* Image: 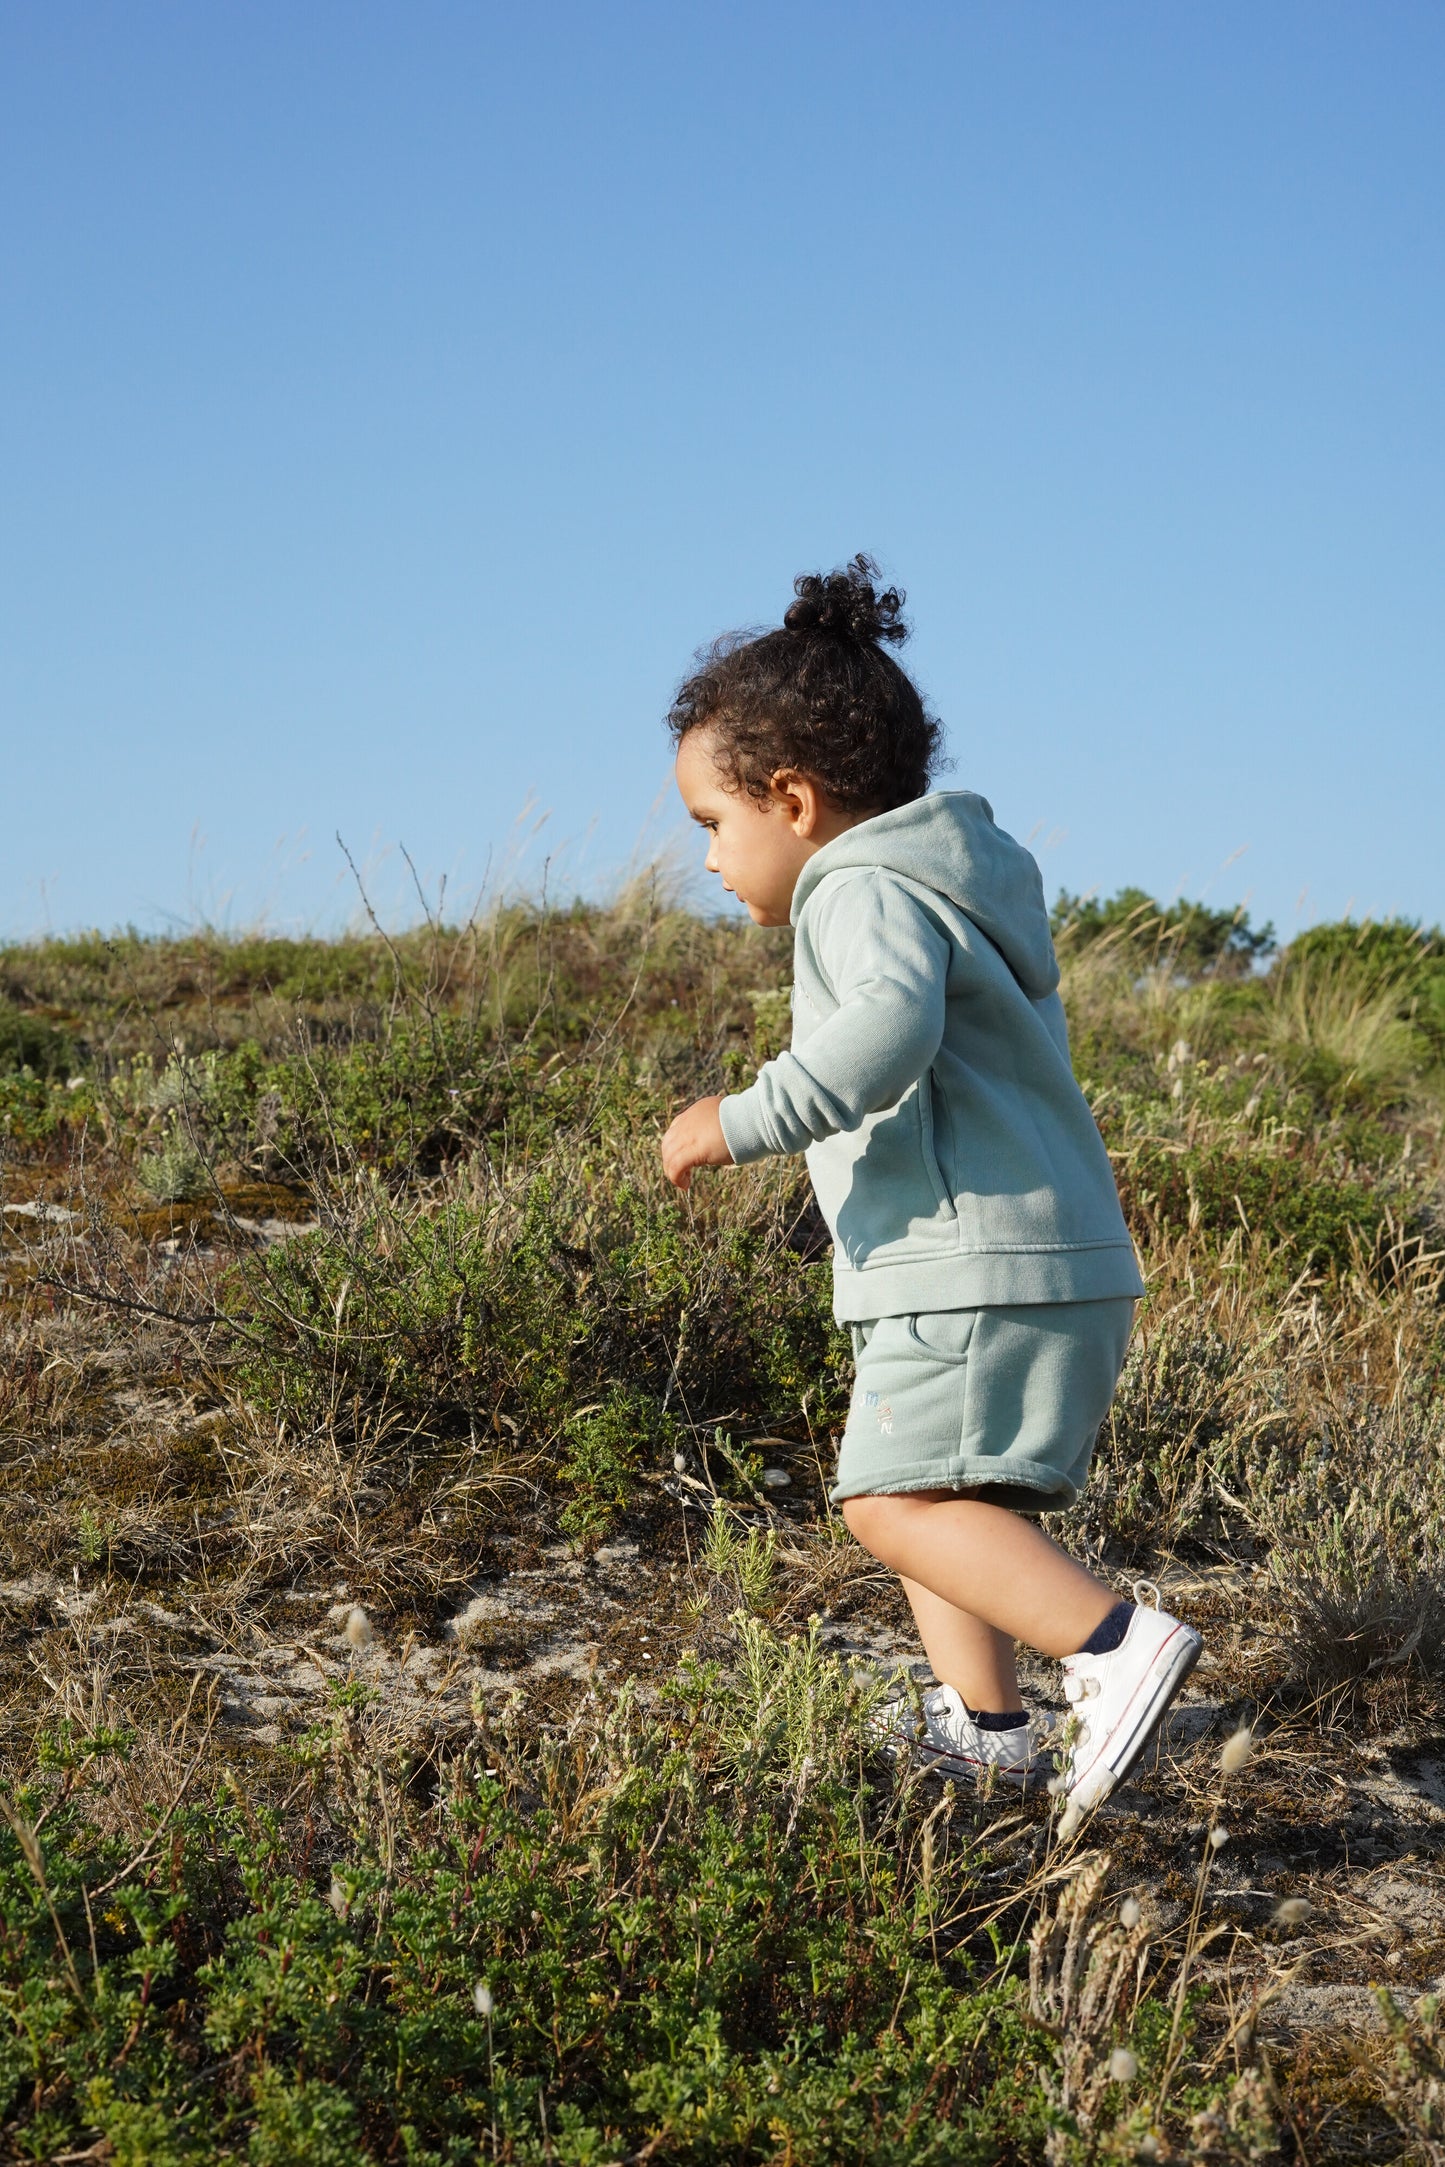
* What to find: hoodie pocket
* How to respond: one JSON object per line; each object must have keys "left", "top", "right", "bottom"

{"left": 918, "top": 1075, "right": 957, "bottom": 1221}
{"left": 821, "top": 1082, "right": 961, "bottom": 1265}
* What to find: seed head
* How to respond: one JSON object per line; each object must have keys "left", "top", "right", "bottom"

{"left": 1056, "top": 1803, "right": 1083, "bottom": 1844}
{"left": 473, "top": 1980, "right": 494, "bottom": 2018}
{"left": 1108, "top": 2048, "right": 1138, "bottom": 2084}
{"left": 1138, "top": 2136, "right": 1161, "bottom": 2160}
{"left": 1119, "top": 1896, "right": 1142, "bottom": 1930}
{"left": 1209, "top": 1824, "right": 1228, "bottom": 1850}
{"left": 345, "top": 1606, "right": 374, "bottom": 1652}
{"left": 1219, "top": 1726, "right": 1254, "bottom": 1776}
{"left": 328, "top": 1873, "right": 349, "bottom": 1918}
{"left": 673, "top": 1452, "right": 687, "bottom": 1472}
{"left": 1046, "top": 1773, "right": 1067, "bottom": 1797}
{"left": 1273, "top": 1896, "right": 1314, "bottom": 1928}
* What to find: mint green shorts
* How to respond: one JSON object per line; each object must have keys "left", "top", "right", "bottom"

{"left": 832, "top": 1299, "right": 1136, "bottom": 1514}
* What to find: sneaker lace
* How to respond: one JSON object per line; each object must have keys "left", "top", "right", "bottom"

{"left": 1060, "top": 1652, "right": 1104, "bottom": 1746}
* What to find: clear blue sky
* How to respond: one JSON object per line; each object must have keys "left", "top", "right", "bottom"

{"left": 3, "top": 3, "right": 1442, "bottom": 942}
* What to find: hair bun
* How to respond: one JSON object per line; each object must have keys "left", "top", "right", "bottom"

{"left": 783, "top": 553, "right": 908, "bottom": 647}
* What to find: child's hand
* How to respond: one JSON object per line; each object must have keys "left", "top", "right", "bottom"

{"left": 661, "top": 1095, "right": 734, "bottom": 1191}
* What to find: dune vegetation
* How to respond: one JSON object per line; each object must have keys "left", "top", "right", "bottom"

{"left": 0, "top": 883, "right": 1443, "bottom": 2163}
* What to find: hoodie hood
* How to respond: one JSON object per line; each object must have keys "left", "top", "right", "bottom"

{"left": 793, "top": 791, "right": 1060, "bottom": 1000}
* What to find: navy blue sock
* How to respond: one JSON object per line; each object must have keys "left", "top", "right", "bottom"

{"left": 1078, "top": 1600, "right": 1134, "bottom": 1656}
{"left": 964, "top": 1705, "right": 1028, "bottom": 1731}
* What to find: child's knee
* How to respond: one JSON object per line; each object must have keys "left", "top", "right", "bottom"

{"left": 842, "top": 1490, "right": 921, "bottom": 1553}
{"left": 840, "top": 1493, "right": 877, "bottom": 1544}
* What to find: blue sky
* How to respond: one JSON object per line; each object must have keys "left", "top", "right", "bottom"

{"left": 3, "top": 2, "right": 1442, "bottom": 942}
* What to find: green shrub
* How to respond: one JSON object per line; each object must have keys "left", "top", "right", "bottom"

{"left": 136, "top": 1123, "right": 210, "bottom": 1204}
{"left": 1066, "top": 1317, "right": 1255, "bottom": 1562}
{"left": 227, "top": 1155, "right": 851, "bottom": 1483}
{"left": 227, "top": 1188, "right": 577, "bottom": 1441}
{"left": 1053, "top": 886, "right": 1275, "bottom": 977}
{"left": 1244, "top": 1412, "right": 1445, "bottom": 1723}
{"left": 1280, "top": 930, "right": 1445, "bottom": 1085}
{"left": 0, "top": 1626, "right": 1085, "bottom": 2164}
{"left": 1116, "top": 1128, "right": 1392, "bottom": 1276}
{"left": 1284, "top": 915, "right": 1442, "bottom": 980}
{"left": 0, "top": 995, "right": 75, "bottom": 1079}
{"left": 559, "top": 1384, "right": 679, "bottom": 1545}
{"left": 0, "top": 1067, "right": 63, "bottom": 1142}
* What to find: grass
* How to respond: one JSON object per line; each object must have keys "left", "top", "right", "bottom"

{"left": 0, "top": 884, "right": 1443, "bottom": 2161}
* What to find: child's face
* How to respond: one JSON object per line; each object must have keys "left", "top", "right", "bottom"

{"left": 674, "top": 729, "right": 821, "bottom": 927}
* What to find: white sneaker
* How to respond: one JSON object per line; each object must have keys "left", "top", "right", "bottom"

{"left": 872, "top": 1682, "right": 1042, "bottom": 1788}
{"left": 1060, "top": 1588, "right": 1202, "bottom": 1812}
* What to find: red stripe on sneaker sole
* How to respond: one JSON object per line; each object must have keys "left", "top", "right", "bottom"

{"left": 915, "top": 1742, "right": 1034, "bottom": 1786}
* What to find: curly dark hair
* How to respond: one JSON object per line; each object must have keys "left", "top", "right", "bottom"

{"left": 666, "top": 554, "right": 945, "bottom": 813}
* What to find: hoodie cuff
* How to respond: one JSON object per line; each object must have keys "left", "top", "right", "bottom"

{"left": 718, "top": 1088, "right": 775, "bottom": 1165}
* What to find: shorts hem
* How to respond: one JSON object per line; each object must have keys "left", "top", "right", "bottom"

{"left": 829, "top": 1458, "right": 1079, "bottom": 1512}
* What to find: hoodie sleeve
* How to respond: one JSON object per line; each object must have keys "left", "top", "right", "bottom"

{"left": 719, "top": 871, "right": 949, "bottom": 1164}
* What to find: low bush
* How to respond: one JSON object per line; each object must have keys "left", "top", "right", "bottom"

{"left": 225, "top": 1158, "right": 851, "bottom": 1490}
{"left": 1065, "top": 1316, "right": 1255, "bottom": 1563}
{"left": 1246, "top": 1416, "right": 1445, "bottom": 1723}
{"left": 1115, "top": 1126, "right": 1394, "bottom": 1278}
{"left": 0, "top": 996, "right": 75, "bottom": 1080}
{"left": 558, "top": 1383, "right": 680, "bottom": 1543}
{"left": 0, "top": 1627, "right": 1082, "bottom": 2165}
{"left": 1052, "top": 887, "right": 1276, "bottom": 977}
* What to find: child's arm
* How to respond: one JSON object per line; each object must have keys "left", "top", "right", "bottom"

{"left": 660, "top": 874, "right": 949, "bottom": 1188}
{"left": 720, "top": 874, "right": 949, "bottom": 1162}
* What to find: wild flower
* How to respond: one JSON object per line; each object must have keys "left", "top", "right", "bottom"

{"left": 1209, "top": 1825, "right": 1229, "bottom": 1849}
{"left": 1108, "top": 2047, "right": 1138, "bottom": 2083}
{"left": 1219, "top": 1725, "right": 1254, "bottom": 1775}
{"left": 473, "top": 1980, "right": 495, "bottom": 2018}
{"left": 1119, "top": 1896, "right": 1142, "bottom": 1929}
{"left": 346, "top": 1606, "right": 374, "bottom": 1652}
{"left": 1273, "top": 1895, "right": 1314, "bottom": 1927}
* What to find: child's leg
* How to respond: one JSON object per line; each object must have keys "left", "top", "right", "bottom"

{"left": 900, "top": 1576, "right": 1022, "bottom": 1714}
{"left": 845, "top": 1490, "right": 1116, "bottom": 1661}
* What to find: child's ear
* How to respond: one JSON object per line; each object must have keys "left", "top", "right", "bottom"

{"left": 769, "top": 768, "right": 824, "bottom": 836}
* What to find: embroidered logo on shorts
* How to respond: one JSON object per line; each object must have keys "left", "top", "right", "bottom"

{"left": 864, "top": 1389, "right": 894, "bottom": 1435}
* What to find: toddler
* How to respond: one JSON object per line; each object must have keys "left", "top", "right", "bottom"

{"left": 660, "top": 556, "right": 1200, "bottom": 1813}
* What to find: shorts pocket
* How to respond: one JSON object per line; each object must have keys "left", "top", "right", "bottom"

{"left": 905, "top": 1310, "right": 978, "bottom": 1363}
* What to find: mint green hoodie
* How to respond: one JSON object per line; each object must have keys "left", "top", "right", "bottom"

{"left": 717, "top": 792, "right": 1144, "bottom": 1321}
